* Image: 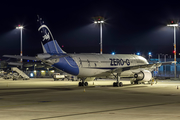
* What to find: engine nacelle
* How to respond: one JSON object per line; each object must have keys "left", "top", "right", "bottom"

{"left": 134, "top": 70, "right": 152, "bottom": 82}
{"left": 37, "top": 53, "right": 51, "bottom": 59}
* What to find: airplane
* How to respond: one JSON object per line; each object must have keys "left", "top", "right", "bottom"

{"left": 3, "top": 16, "right": 175, "bottom": 87}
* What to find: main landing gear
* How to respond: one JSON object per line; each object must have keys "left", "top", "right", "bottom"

{"left": 79, "top": 81, "right": 88, "bottom": 86}
{"left": 113, "top": 82, "right": 123, "bottom": 87}
{"left": 113, "top": 73, "right": 123, "bottom": 87}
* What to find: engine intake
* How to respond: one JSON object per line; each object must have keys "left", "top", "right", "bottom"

{"left": 134, "top": 70, "right": 152, "bottom": 82}
{"left": 37, "top": 53, "right": 51, "bottom": 59}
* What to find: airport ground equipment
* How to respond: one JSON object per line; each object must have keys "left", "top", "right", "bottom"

{"left": 3, "top": 74, "right": 13, "bottom": 79}
{"left": 11, "top": 67, "right": 29, "bottom": 80}
{"left": 53, "top": 73, "right": 65, "bottom": 81}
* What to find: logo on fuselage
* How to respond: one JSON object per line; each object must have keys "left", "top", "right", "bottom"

{"left": 110, "top": 58, "right": 130, "bottom": 66}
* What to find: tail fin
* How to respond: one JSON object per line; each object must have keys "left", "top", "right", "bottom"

{"left": 37, "top": 15, "right": 65, "bottom": 54}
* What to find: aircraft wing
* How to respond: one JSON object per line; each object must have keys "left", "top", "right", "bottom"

{"left": 113, "top": 61, "right": 176, "bottom": 73}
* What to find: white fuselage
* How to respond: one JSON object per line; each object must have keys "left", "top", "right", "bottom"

{"left": 67, "top": 53, "right": 149, "bottom": 77}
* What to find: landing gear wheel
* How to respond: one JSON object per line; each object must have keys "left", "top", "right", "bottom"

{"left": 84, "top": 82, "right": 88, "bottom": 86}
{"left": 79, "top": 82, "right": 88, "bottom": 86}
{"left": 113, "top": 82, "right": 117, "bottom": 87}
{"left": 119, "top": 82, "right": 123, "bottom": 87}
{"left": 113, "top": 82, "right": 118, "bottom": 87}
{"left": 79, "top": 82, "right": 82, "bottom": 86}
{"left": 113, "top": 82, "right": 123, "bottom": 87}
{"left": 134, "top": 81, "right": 138, "bottom": 84}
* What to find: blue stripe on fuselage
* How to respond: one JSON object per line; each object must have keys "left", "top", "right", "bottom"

{"left": 53, "top": 56, "right": 79, "bottom": 75}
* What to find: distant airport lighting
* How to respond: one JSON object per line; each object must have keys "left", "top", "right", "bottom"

{"left": 148, "top": 52, "right": 152, "bottom": 56}
{"left": 112, "top": 52, "right": 115, "bottom": 55}
{"left": 16, "top": 26, "right": 23, "bottom": 29}
{"left": 30, "top": 73, "right": 34, "bottom": 77}
{"left": 167, "top": 24, "right": 178, "bottom": 27}
{"left": 94, "top": 21, "right": 104, "bottom": 24}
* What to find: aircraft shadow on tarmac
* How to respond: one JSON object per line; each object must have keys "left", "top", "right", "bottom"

{"left": 0, "top": 84, "right": 149, "bottom": 97}
{"left": 96, "top": 84, "right": 149, "bottom": 88}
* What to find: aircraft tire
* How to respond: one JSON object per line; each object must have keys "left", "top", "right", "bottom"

{"left": 113, "top": 82, "right": 118, "bottom": 87}
{"left": 84, "top": 82, "right": 88, "bottom": 86}
{"left": 79, "top": 82, "right": 85, "bottom": 86}
{"left": 78, "top": 82, "right": 82, "bottom": 86}
{"left": 119, "top": 82, "right": 123, "bottom": 87}
{"left": 113, "top": 82, "right": 115, "bottom": 87}
{"left": 134, "top": 81, "right": 138, "bottom": 84}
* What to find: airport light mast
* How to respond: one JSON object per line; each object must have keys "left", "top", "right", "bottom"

{"left": 94, "top": 16, "right": 104, "bottom": 54}
{"left": 167, "top": 21, "right": 178, "bottom": 79}
{"left": 16, "top": 25, "right": 23, "bottom": 68}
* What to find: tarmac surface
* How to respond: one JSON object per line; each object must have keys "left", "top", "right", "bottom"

{"left": 0, "top": 78, "right": 180, "bottom": 120}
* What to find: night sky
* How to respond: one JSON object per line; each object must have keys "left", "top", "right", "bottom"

{"left": 0, "top": 1, "right": 180, "bottom": 59}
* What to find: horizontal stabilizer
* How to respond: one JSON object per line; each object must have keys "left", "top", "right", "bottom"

{"left": 3, "top": 54, "right": 69, "bottom": 61}
{"left": 8, "top": 62, "right": 23, "bottom": 66}
{"left": 3, "top": 55, "right": 39, "bottom": 61}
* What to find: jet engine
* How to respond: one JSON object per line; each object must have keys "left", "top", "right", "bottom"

{"left": 37, "top": 53, "right": 51, "bottom": 59}
{"left": 134, "top": 70, "right": 152, "bottom": 82}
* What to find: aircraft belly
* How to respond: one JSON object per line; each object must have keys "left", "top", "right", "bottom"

{"left": 121, "top": 71, "right": 134, "bottom": 77}
{"left": 78, "top": 68, "right": 109, "bottom": 77}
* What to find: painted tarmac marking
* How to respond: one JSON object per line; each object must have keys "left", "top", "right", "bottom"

{"left": 32, "top": 101, "right": 180, "bottom": 120}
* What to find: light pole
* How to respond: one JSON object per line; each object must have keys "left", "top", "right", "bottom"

{"left": 167, "top": 22, "right": 178, "bottom": 79}
{"left": 158, "top": 54, "right": 161, "bottom": 62}
{"left": 94, "top": 17, "right": 104, "bottom": 54}
{"left": 164, "top": 54, "right": 168, "bottom": 76}
{"left": 16, "top": 25, "right": 23, "bottom": 65}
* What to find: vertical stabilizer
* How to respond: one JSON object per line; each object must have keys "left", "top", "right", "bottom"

{"left": 41, "top": 42, "right": 47, "bottom": 53}
{"left": 37, "top": 15, "right": 65, "bottom": 54}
